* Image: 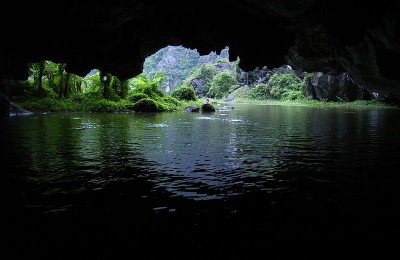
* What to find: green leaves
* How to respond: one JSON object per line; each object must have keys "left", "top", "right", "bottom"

{"left": 245, "top": 72, "right": 306, "bottom": 101}
{"left": 207, "top": 71, "right": 237, "bottom": 99}
{"left": 170, "top": 86, "right": 197, "bottom": 101}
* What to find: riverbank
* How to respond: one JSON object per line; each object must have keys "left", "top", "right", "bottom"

{"left": 229, "top": 98, "right": 400, "bottom": 110}
{"left": 11, "top": 96, "right": 399, "bottom": 116}
{"left": 14, "top": 97, "right": 203, "bottom": 114}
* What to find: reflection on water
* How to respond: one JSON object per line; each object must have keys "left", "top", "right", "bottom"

{"left": 2, "top": 104, "right": 400, "bottom": 257}
{"left": 1, "top": 104, "right": 400, "bottom": 204}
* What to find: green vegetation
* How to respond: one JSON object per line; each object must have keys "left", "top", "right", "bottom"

{"left": 246, "top": 72, "right": 305, "bottom": 100}
{"left": 182, "top": 63, "right": 217, "bottom": 96}
{"left": 232, "top": 98, "right": 399, "bottom": 109}
{"left": 131, "top": 98, "right": 159, "bottom": 112}
{"left": 142, "top": 45, "right": 237, "bottom": 99}
{"left": 170, "top": 86, "right": 197, "bottom": 101}
{"left": 143, "top": 46, "right": 200, "bottom": 92}
{"left": 231, "top": 85, "right": 250, "bottom": 98}
{"left": 14, "top": 62, "right": 200, "bottom": 113}
{"left": 6, "top": 46, "right": 396, "bottom": 114}
{"left": 207, "top": 71, "right": 237, "bottom": 99}
{"left": 142, "top": 45, "right": 230, "bottom": 92}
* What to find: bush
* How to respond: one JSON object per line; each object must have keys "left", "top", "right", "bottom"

{"left": 230, "top": 86, "right": 250, "bottom": 99}
{"left": 170, "top": 86, "right": 197, "bottom": 101}
{"left": 183, "top": 63, "right": 217, "bottom": 96}
{"left": 132, "top": 98, "right": 160, "bottom": 112}
{"left": 85, "top": 99, "right": 117, "bottom": 112}
{"left": 70, "top": 92, "right": 102, "bottom": 103}
{"left": 207, "top": 71, "right": 237, "bottom": 99}
{"left": 142, "top": 85, "right": 164, "bottom": 98}
{"left": 17, "top": 98, "right": 75, "bottom": 112}
{"left": 247, "top": 83, "right": 272, "bottom": 100}
{"left": 152, "top": 96, "right": 182, "bottom": 111}
{"left": 268, "top": 73, "right": 305, "bottom": 100}
{"left": 160, "top": 96, "right": 181, "bottom": 106}
{"left": 128, "top": 93, "right": 149, "bottom": 103}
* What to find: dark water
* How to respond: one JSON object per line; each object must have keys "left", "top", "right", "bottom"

{"left": 1, "top": 104, "right": 400, "bottom": 258}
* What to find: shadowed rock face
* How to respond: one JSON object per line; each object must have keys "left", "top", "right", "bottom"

{"left": 1, "top": 0, "right": 399, "bottom": 98}
{"left": 304, "top": 72, "right": 373, "bottom": 101}
{"left": 0, "top": 93, "right": 10, "bottom": 119}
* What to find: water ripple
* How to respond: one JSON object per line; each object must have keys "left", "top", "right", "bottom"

{"left": 2, "top": 105, "right": 399, "bottom": 212}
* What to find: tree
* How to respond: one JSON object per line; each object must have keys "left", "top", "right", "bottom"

{"left": 207, "top": 71, "right": 237, "bottom": 99}
{"left": 184, "top": 63, "right": 217, "bottom": 96}
{"left": 129, "top": 72, "right": 166, "bottom": 98}
{"left": 268, "top": 73, "right": 305, "bottom": 100}
{"left": 170, "top": 86, "right": 197, "bottom": 101}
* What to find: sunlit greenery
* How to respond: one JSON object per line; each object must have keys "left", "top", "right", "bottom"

{"left": 182, "top": 63, "right": 217, "bottom": 96}
{"left": 15, "top": 62, "right": 200, "bottom": 113}
{"left": 232, "top": 98, "right": 399, "bottom": 109}
{"left": 7, "top": 44, "right": 397, "bottom": 114}
{"left": 207, "top": 71, "right": 237, "bottom": 99}
{"left": 24, "top": 60, "right": 83, "bottom": 99}
{"left": 170, "top": 86, "right": 197, "bottom": 101}
{"left": 245, "top": 72, "right": 305, "bottom": 100}
{"left": 143, "top": 46, "right": 230, "bottom": 92}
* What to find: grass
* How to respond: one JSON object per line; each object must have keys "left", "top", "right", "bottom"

{"left": 231, "top": 98, "right": 400, "bottom": 109}
{"left": 16, "top": 96, "right": 204, "bottom": 113}
{"left": 16, "top": 96, "right": 398, "bottom": 114}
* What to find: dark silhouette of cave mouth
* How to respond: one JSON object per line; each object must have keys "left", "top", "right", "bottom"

{"left": 1, "top": 0, "right": 399, "bottom": 98}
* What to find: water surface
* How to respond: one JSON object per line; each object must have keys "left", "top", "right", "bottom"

{"left": 1, "top": 104, "right": 400, "bottom": 257}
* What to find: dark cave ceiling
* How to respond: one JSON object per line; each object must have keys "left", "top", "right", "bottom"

{"left": 1, "top": 0, "right": 399, "bottom": 98}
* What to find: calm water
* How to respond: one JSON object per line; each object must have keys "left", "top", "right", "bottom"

{"left": 1, "top": 103, "right": 400, "bottom": 258}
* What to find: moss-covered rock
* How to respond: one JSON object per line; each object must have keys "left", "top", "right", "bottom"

{"left": 170, "top": 86, "right": 197, "bottom": 101}
{"left": 128, "top": 93, "right": 149, "bottom": 103}
{"left": 132, "top": 98, "right": 160, "bottom": 112}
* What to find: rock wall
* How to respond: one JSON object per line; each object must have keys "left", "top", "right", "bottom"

{"left": 0, "top": 92, "right": 10, "bottom": 119}
{"left": 305, "top": 72, "right": 372, "bottom": 101}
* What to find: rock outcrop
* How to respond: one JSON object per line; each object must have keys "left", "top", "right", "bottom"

{"left": 304, "top": 72, "right": 373, "bottom": 101}
{"left": 237, "top": 66, "right": 271, "bottom": 87}
{"left": 143, "top": 46, "right": 230, "bottom": 92}
{"left": 10, "top": 102, "right": 33, "bottom": 116}
{"left": 190, "top": 78, "right": 204, "bottom": 97}
{"left": 185, "top": 106, "right": 200, "bottom": 112}
{"left": 201, "top": 103, "right": 215, "bottom": 112}
{"left": 0, "top": 93, "right": 10, "bottom": 119}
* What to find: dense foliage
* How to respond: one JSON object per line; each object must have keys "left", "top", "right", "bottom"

{"left": 8, "top": 45, "right": 387, "bottom": 114}
{"left": 207, "top": 71, "right": 237, "bottom": 99}
{"left": 247, "top": 83, "right": 271, "bottom": 100}
{"left": 182, "top": 63, "right": 217, "bottom": 96}
{"left": 143, "top": 45, "right": 229, "bottom": 92}
{"left": 15, "top": 62, "right": 200, "bottom": 113}
{"left": 170, "top": 86, "right": 197, "bottom": 101}
{"left": 240, "top": 72, "right": 306, "bottom": 101}
{"left": 268, "top": 72, "right": 305, "bottom": 100}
